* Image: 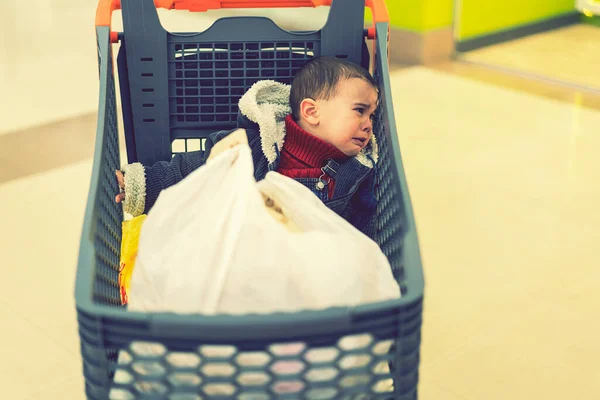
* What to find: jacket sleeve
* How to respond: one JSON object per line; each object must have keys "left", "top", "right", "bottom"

{"left": 120, "top": 128, "right": 236, "bottom": 216}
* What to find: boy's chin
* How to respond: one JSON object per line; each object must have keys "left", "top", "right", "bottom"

{"left": 343, "top": 148, "right": 362, "bottom": 157}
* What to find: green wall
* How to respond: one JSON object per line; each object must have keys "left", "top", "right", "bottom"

{"left": 382, "top": 0, "right": 454, "bottom": 32}
{"left": 421, "top": 0, "right": 455, "bottom": 30}
{"left": 458, "top": 0, "right": 576, "bottom": 39}
{"left": 380, "top": 0, "right": 579, "bottom": 38}
{"left": 385, "top": 0, "right": 423, "bottom": 31}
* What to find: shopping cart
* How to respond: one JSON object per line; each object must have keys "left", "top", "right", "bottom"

{"left": 76, "top": 0, "right": 425, "bottom": 398}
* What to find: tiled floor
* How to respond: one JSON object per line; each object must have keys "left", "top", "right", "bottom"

{"left": 0, "top": 2, "right": 100, "bottom": 135}
{"left": 460, "top": 24, "right": 600, "bottom": 91}
{"left": 2, "top": 3, "right": 600, "bottom": 400}
{"left": 392, "top": 67, "right": 600, "bottom": 400}
{"left": 0, "top": 160, "right": 92, "bottom": 399}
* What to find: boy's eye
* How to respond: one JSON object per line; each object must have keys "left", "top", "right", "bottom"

{"left": 355, "top": 108, "right": 365, "bottom": 114}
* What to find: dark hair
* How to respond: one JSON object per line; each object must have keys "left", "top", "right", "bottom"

{"left": 289, "top": 56, "right": 378, "bottom": 120}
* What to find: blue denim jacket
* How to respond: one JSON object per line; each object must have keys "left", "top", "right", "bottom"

{"left": 122, "top": 80, "right": 379, "bottom": 239}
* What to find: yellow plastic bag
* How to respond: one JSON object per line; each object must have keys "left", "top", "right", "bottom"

{"left": 118, "top": 214, "right": 146, "bottom": 305}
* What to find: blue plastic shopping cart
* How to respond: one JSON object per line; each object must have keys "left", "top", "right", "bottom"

{"left": 76, "top": 0, "right": 424, "bottom": 398}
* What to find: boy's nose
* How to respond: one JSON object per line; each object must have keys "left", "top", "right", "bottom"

{"left": 363, "top": 118, "right": 373, "bottom": 133}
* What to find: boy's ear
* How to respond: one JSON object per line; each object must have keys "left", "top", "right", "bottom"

{"left": 299, "top": 98, "right": 319, "bottom": 126}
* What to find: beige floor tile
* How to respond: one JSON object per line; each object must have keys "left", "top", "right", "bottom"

{"left": 0, "top": 114, "right": 97, "bottom": 184}
{"left": 460, "top": 24, "right": 600, "bottom": 90}
{"left": 431, "top": 61, "right": 600, "bottom": 112}
{"left": 390, "top": 67, "right": 600, "bottom": 398}
{"left": 425, "top": 299, "right": 600, "bottom": 400}
{"left": 0, "top": 2, "right": 100, "bottom": 135}
{"left": 0, "top": 159, "right": 93, "bottom": 356}
{"left": 418, "top": 381, "right": 468, "bottom": 400}
{"left": 29, "top": 374, "right": 86, "bottom": 400}
{"left": 0, "top": 302, "right": 82, "bottom": 400}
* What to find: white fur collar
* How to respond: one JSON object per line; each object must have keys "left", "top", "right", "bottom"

{"left": 237, "top": 80, "right": 379, "bottom": 168}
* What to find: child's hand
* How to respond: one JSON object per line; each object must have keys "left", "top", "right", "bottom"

{"left": 207, "top": 129, "right": 248, "bottom": 162}
{"left": 115, "top": 170, "right": 125, "bottom": 203}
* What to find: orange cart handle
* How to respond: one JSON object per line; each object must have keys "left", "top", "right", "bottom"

{"left": 96, "top": 0, "right": 388, "bottom": 41}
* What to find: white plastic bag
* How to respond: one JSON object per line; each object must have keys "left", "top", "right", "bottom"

{"left": 111, "top": 144, "right": 399, "bottom": 398}
{"left": 130, "top": 144, "right": 399, "bottom": 314}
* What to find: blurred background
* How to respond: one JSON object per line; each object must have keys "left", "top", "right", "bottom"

{"left": 1, "top": 1, "right": 599, "bottom": 399}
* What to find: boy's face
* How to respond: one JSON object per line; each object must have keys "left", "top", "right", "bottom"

{"left": 301, "top": 78, "right": 378, "bottom": 157}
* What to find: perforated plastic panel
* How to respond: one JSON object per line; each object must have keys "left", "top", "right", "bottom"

{"left": 169, "top": 41, "right": 315, "bottom": 127}
{"left": 92, "top": 30, "right": 124, "bottom": 308}
{"left": 109, "top": 334, "right": 397, "bottom": 399}
{"left": 372, "top": 86, "right": 406, "bottom": 290}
